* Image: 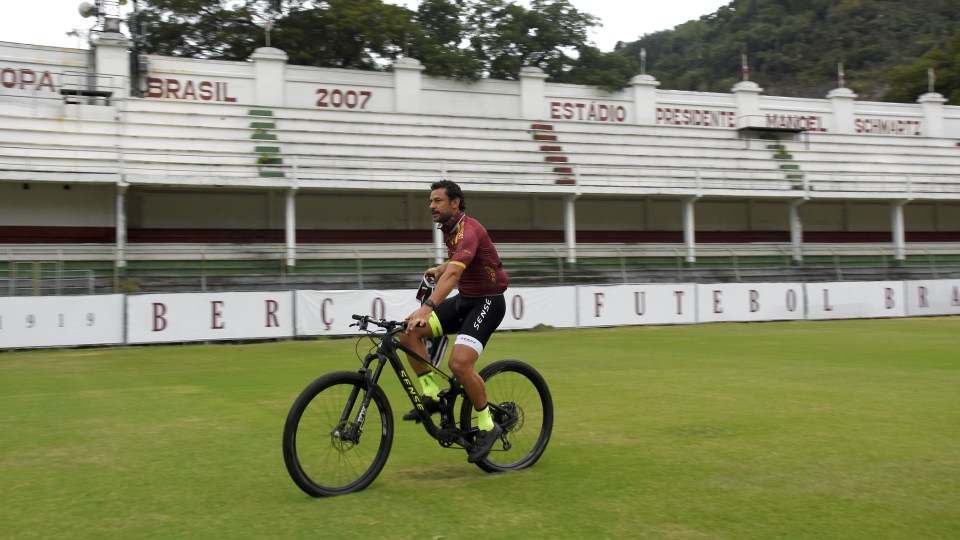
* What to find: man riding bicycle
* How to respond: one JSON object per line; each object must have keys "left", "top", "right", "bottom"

{"left": 400, "top": 180, "right": 509, "bottom": 463}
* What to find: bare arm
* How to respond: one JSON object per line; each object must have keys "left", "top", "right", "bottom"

{"left": 406, "top": 262, "right": 464, "bottom": 330}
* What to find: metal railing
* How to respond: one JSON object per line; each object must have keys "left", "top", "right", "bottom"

{"left": 1, "top": 261, "right": 96, "bottom": 296}
{"left": 2, "top": 242, "right": 958, "bottom": 296}
{"left": 2, "top": 141, "right": 960, "bottom": 198}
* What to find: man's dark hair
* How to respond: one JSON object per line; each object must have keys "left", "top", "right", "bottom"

{"left": 430, "top": 179, "right": 466, "bottom": 211}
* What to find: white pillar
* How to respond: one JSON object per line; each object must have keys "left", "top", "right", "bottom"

{"left": 789, "top": 198, "right": 805, "bottom": 262}
{"left": 285, "top": 188, "right": 297, "bottom": 267}
{"left": 433, "top": 226, "right": 444, "bottom": 265}
{"left": 115, "top": 182, "right": 128, "bottom": 269}
{"left": 394, "top": 57, "right": 425, "bottom": 114}
{"left": 563, "top": 195, "right": 577, "bottom": 263}
{"left": 918, "top": 92, "right": 947, "bottom": 138}
{"left": 890, "top": 200, "right": 908, "bottom": 261}
{"left": 827, "top": 87, "right": 857, "bottom": 134}
{"left": 630, "top": 74, "right": 660, "bottom": 125}
{"left": 519, "top": 66, "right": 548, "bottom": 120}
{"left": 251, "top": 47, "right": 288, "bottom": 107}
{"left": 732, "top": 81, "right": 763, "bottom": 129}
{"left": 682, "top": 197, "right": 697, "bottom": 263}
{"left": 91, "top": 31, "right": 132, "bottom": 98}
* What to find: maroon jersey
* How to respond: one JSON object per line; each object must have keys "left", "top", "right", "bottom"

{"left": 442, "top": 212, "right": 509, "bottom": 297}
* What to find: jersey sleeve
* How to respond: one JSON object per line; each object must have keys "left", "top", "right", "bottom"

{"left": 448, "top": 223, "right": 478, "bottom": 269}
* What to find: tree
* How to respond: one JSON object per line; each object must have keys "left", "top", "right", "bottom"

{"left": 136, "top": 0, "right": 262, "bottom": 61}
{"left": 409, "top": 0, "right": 484, "bottom": 79}
{"left": 552, "top": 45, "right": 638, "bottom": 92}
{"left": 883, "top": 29, "right": 960, "bottom": 104}
{"left": 135, "top": 0, "right": 631, "bottom": 88}
{"left": 463, "top": 0, "right": 599, "bottom": 80}
{"left": 271, "top": 0, "right": 418, "bottom": 69}
{"left": 137, "top": 0, "right": 418, "bottom": 70}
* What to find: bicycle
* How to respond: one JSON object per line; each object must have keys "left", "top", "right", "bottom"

{"left": 282, "top": 314, "right": 554, "bottom": 497}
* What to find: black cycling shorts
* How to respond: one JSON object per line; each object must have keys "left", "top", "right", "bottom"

{"left": 428, "top": 294, "right": 505, "bottom": 356}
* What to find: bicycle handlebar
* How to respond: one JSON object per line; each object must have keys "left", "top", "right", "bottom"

{"left": 351, "top": 314, "right": 408, "bottom": 335}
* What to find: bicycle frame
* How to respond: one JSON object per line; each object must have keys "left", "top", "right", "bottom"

{"left": 345, "top": 324, "right": 476, "bottom": 450}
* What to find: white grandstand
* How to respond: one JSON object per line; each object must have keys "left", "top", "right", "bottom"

{"left": 1, "top": 31, "right": 958, "bottom": 294}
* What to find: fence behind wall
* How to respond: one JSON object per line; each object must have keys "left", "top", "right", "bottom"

{"left": 2, "top": 243, "right": 960, "bottom": 296}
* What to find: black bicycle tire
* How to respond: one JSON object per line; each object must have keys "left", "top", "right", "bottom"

{"left": 459, "top": 359, "right": 553, "bottom": 473}
{"left": 282, "top": 371, "right": 394, "bottom": 497}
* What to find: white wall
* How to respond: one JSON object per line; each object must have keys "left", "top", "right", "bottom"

{"left": 0, "top": 183, "right": 115, "bottom": 226}
{"left": 4, "top": 280, "right": 957, "bottom": 349}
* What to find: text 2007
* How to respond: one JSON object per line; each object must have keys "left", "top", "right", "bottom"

{"left": 316, "top": 88, "right": 372, "bottom": 110}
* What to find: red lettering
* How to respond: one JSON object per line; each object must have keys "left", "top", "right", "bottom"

{"left": 634, "top": 291, "right": 645, "bottom": 316}
{"left": 674, "top": 290, "right": 685, "bottom": 315}
{"left": 656, "top": 108, "right": 735, "bottom": 128}
{"left": 786, "top": 289, "right": 797, "bottom": 312}
{"left": 222, "top": 82, "right": 237, "bottom": 103}
{"left": 315, "top": 87, "right": 370, "bottom": 109}
{"left": 19, "top": 69, "right": 35, "bottom": 89}
{"left": 371, "top": 297, "right": 385, "bottom": 320}
{"left": 511, "top": 295, "right": 524, "bottom": 320}
{"left": 143, "top": 77, "right": 237, "bottom": 102}
{"left": 181, "top": 80, "right": 197, "bottom": 100}
{"left": 549, "top": 102, "right": 627, "bottom": 123}
{"left": 1, "top": 68, "right": 17, "bottom": 88}
{"left": 152, "top": 303, "right": 167, "bottom": 332}
{"left": 550, "top": 101, "right": 561, "bottom": 120}
{"left": 766, "top": 114, "right": 828, "bottom": 132}
{"left": 211, "top": 300, "right": 225, "bottom": 329}
{"left": 855, "top": 117, "right": 922, "bottom": 136}
{"left": 198, "top": 81, "right": 213, "bottom": 101}
{"left": 265, "top": 299, "right": 279, "bottom": 327}
{"left": 146, "top": 77, "right": 164, "bottom": 98}
{"left": 37, "top": 71, "right": 55, "bottom": 92}
{"left": 320, "top": 298, "right": 333, "bottom": 331}
{"left": 0, "top": 68, "right": 57, "bottom": 92}
{"left": 165, "top": 78, "right": 181, "bottom": 99}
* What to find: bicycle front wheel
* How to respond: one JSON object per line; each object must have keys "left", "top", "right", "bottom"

{"left": 282, "top": 371, "right": 393, "bottom": 497}
{"left": 460, "top": 359, "right": 554, "bottom": 473}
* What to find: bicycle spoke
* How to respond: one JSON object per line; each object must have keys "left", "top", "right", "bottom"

{"left": 283, "top": 372, "right": 393, "bottom": 497}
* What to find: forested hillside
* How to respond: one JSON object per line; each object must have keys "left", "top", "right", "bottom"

{"left": 621, "top": 0, "right": 960, "bottom": 102}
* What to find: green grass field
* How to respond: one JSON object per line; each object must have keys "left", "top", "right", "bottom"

{"left": 2, "top": 318, "right": 958, "bottom": 539}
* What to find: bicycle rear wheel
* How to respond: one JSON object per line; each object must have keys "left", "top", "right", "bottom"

{"left": 459, "top": 359, "right": 553, "bottom": 473}
{"left": 283, "top": 371, "right": 393, "bottom": 497}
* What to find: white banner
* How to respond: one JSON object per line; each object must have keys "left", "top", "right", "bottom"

{"left": 576, "top": 284, "right": 698, "bottom": 327}
{"left": 500, "top": 287, "right": 578, "bottom": 330}
{"left": 696, "top": 283, "right": 805, "bottom": 323}
{"left": 126, "top": 291, "right": 294, "bottom": 344}
{"left": 0, "top": 295, "right": 124, "bottom": 349}
{"left": 805, "top": 281, "right": 906, "bottom": 320}
{"left": 297, "top": 287, "right": 579, "bottom": 335}
{"left": 904, "top": 280, "right": 960, "bottom": 316}
{"left": 296, "top": 290, "right": 416, "bottom": 336}
{"left": 4, "top": 279, "right": 958, "bottom": 350}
